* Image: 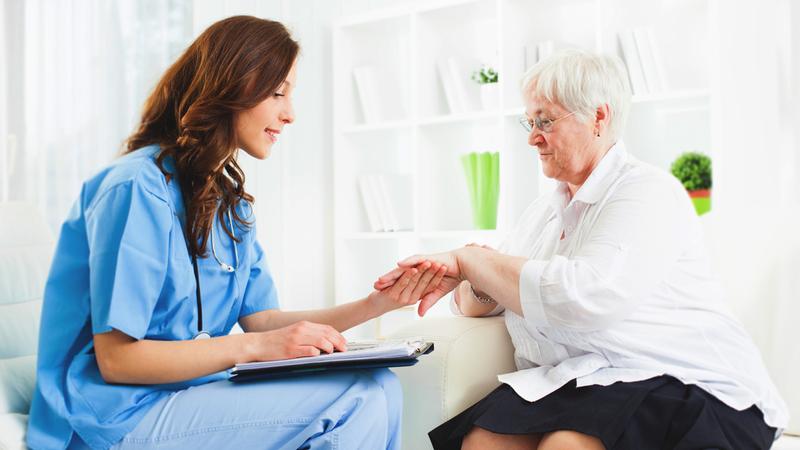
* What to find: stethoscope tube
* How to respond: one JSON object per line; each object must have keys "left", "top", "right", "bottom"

{"left": 190, "top": 208, "right": 238, "bottom": 340}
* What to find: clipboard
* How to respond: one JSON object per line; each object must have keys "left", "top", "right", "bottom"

{"left": 229, "top": 341, "right": 434, "bottom": 382}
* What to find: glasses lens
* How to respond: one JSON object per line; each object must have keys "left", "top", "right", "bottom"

{"left": 536, "top": 117, "right": 554, "bottom": 133}
{"left": 519, "top": 117, "right": 532, "bottom": 132}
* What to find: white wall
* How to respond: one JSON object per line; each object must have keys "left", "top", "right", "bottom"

{"left": 705, "top": 0, "right": 800, "bottom": 431}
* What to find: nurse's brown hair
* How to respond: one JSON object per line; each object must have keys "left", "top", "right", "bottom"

{"left": 126, "top": 16, "right": 299, "bottom": 259}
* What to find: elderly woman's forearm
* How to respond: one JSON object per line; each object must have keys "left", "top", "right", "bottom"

{"left": 455, "top": 247, "right": 527, "bottom": 316}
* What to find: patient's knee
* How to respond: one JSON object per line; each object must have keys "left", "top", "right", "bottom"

{"left": 537, "top": 430, "right": 605, "bottom": 450}
{"left": 461, "top": 426, "right": 540, "bottom": 450}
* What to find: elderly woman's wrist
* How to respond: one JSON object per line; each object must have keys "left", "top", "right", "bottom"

{"left": 453, "top": 247, "right": 477, "bottom": 281}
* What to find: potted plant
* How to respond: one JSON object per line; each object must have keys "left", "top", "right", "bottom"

{"left": 471, "top": 65, "right": 499, "bottom": 110}
{"left": 670, "top": 151, "right": 712, "bottom": 215}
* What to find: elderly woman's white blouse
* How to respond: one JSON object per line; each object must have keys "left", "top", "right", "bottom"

{"left": 454, "top": 141, "right": 789, "bottom": 432}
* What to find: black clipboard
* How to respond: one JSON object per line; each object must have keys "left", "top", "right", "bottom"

{"left": 229, "top": 342, "right": 434, "bottom": 382}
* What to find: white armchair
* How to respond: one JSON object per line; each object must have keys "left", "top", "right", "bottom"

{"left": 387, "top": 315, "right": 515, "bottom": 450}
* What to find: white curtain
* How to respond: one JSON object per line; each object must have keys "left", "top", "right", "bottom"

{"left": 0, "top": 0, "right": 8, "bottom": 202}
{"left": 13, "top": 0, "right": 191, "bottom": 229}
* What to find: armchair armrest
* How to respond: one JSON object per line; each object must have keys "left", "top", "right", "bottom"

{"left": 387, "top": 315, "right": 515, "bottom": 450}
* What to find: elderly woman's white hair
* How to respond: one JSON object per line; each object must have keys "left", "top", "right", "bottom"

{"left": 521, "top": 49, "right": 632, "bottom": 141}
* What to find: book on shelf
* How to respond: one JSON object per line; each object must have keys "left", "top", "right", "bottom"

{"left": 376, "top": 175, "right": 399, "bottom": 231}
{"left": 437, "top": 56, "right": 477, "bottom": 114}
{"left": 617, "top": 29, "right": 649, "bottom": 96}
{"left": 618, "top": 27, "right": 668, "bottom": 96}
{"left": 633, "top": 27, "right": 668, "bottom": 94}
{"left": 352, "top": 66, "right": 382, "bottom": 123}
{"left": 381, "top": 173, "right": 413, "bottom": 231}
{"left": 370, "top": 174, "right": 395, "bottom": 231}
{"left": 522, "top": 40, "right": 560, "bottom": 71}
{"left": 537, "top": 40, "right": 555, "bottom": 63}
{"left": 358, "top": 176, "right": 382, "bottom": 232}
{"left": 357, "top": 173, "right": 413, "bottom": 232}
{"left": 523, "top": 41, "right": 538, "bottom": 71}
{"left": 437, "top": 58, "right": 462, "bottom": 114}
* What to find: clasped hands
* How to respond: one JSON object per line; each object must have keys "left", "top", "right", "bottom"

{"left": 368, "top": 243, "right": 493, "bottom": 317}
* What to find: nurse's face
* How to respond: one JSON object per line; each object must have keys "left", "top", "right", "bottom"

{"left": 235, "top": 60, "right": 297, "bottom": 159}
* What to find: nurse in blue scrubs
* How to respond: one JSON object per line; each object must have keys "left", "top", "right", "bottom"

{"left": 26, "top": 16, "right": 446, "bottom": 450}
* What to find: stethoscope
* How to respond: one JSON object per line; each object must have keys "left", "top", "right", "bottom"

{"left": 190, "top": 208, "right": 239, "bottom": 340}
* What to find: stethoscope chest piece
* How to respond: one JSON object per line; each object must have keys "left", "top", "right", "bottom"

{"left": 193, "top": 331, "right": 211, "bottom": 340}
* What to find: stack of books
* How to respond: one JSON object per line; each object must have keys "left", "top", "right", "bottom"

{"left": 524, "top": 40, "right": 556, "bottom": 70}
{"left": 352, "top": 65, "right": 382, "bottom": 123}
{"left": 617, "top": 27, "right": 668, "bottom": 96}
{"left": 436, "top": 56, "right": 479, "bottom": 114}
{"left": 357, "top": 173, "right": 413, "bottom": 232}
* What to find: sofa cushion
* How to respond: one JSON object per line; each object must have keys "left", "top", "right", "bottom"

{"left": 0, "top": 355, "right": 37, "bottom": 416}
{"left": 0, "top": 300, "right": 42, "bottom": 360}
{"left": 0, "top": 203, "right": 52, "bottom": 428}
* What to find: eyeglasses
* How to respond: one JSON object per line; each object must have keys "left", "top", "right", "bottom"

{"left": 518, "top": 111, "right": 576, "bottom": 133}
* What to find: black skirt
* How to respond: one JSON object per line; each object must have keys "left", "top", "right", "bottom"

{"left": 428, "top": 375, "right": 775, "bottom": 450}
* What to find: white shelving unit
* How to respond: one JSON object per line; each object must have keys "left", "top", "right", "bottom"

{"left": 333, "top": 0, "right": 714, "bottom": 339}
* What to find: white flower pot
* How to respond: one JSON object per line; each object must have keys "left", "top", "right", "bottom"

{"left": 480, "top": 83, "right": 500, "bottom": 111}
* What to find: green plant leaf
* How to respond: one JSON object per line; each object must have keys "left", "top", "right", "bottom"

{"left": 670, "top": 152, "right": 712, "bottom": 191}
{"left": 472, "top": 65, "right": 498, "bottom": 84}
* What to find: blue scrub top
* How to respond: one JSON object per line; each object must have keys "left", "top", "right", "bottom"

{"left": 26, "top": 145, "right": 280, "bottom": 450}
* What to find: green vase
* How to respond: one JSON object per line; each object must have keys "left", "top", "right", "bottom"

{"left": 461, "top": 152, "right": 500, "bottom": 229}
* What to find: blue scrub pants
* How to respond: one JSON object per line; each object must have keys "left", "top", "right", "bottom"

{"left": 91, "top": 369, "right": 401, "bottom": 449}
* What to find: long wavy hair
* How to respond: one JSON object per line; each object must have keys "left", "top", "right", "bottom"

{"left": 126, "top": 16, "right": 299, "bottom": 259}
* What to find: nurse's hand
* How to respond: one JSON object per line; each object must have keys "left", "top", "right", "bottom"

{"left": 366, "top": 261, "right": 448, "bottom": 317}
{"left": 246, "top": 320, "right": 348, "bottom": 360}
{"left": 372, "top": 251, "right": 463, "bottom": 316}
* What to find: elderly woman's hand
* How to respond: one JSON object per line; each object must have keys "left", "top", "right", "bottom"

{"left": 374, "top": 251, "right": 464, "bottom": 316}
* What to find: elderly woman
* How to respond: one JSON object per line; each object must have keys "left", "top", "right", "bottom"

{"left": 375, "top": 49, "right": 788, "bottom": 450}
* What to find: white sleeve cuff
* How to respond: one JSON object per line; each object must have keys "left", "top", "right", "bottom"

{"left": 485, "top": 303, "right": 505, "bottom": 317}
{"left": 449, "top": 291, "right": 463, "bottom": 316}
{"left": 519, "top": 259, "right": 550, "bottom": 326}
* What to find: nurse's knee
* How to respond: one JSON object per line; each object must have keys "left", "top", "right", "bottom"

{"left": 351, "top": 372, "right": 391, "bottom": 423}
{"left": 368, "top": 369, "right": 403, "bottom": 408}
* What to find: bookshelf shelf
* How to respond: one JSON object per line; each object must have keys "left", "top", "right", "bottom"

{"left": 341, "top": 231, "right": 417, "bottom": 241}
{"left": 417, "top": 229, "right": 501, "bottom": 241}
{"left": 631, "top": 89, "right": 711, "bottom": 104}
{"left": 343, "top": 120, "right": 413, "bottom": 134}
{"left": 417, "top": 110, "right": 503, "bottom": 127}
{"left": 333, "top": 0, "right": 713, "bottom": 338}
